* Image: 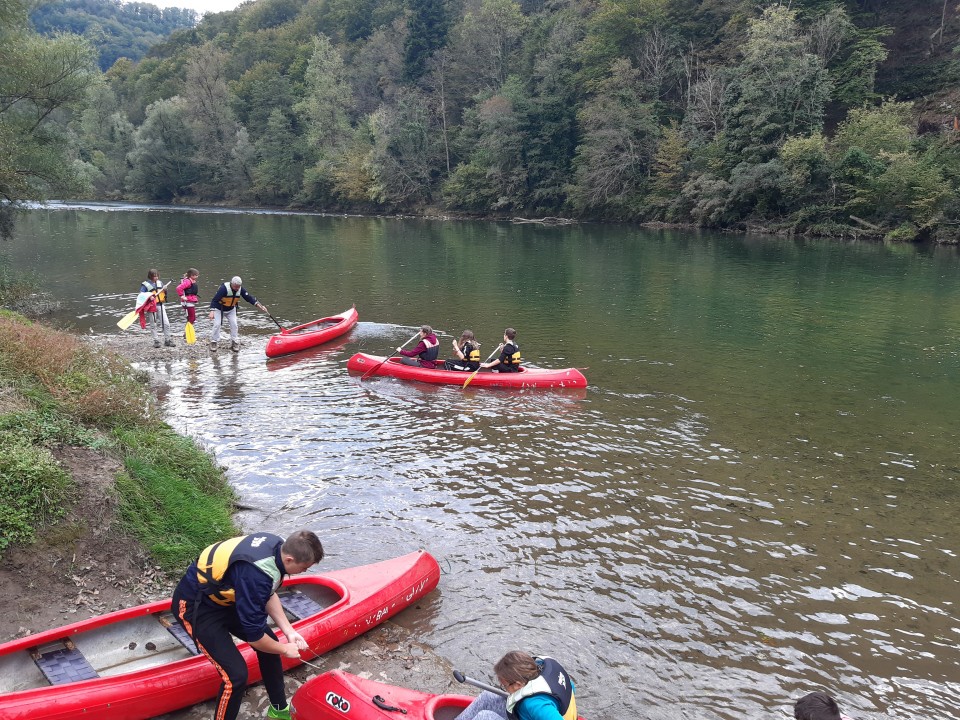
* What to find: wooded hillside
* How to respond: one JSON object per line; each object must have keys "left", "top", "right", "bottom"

{"left": 31, "top": 0, "right": 197, "bottom": 69}
{"left": 9, "top": 0, "right": 960, "bottom": 241}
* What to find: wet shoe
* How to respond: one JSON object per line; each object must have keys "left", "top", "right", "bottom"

{"left": 164, "top": 339, "right": 175, "bottom": 347}
{"left": 153, "top": 340, "right": 161, "bottom": 348}
{"left": 231, "top": 341, "right": 240, "bottom": 352}
{"left": 209, "top": 341, "right": 218, "bottom": 352}
{"left": 266, "top": 705, "right": 291, "bottom": 720}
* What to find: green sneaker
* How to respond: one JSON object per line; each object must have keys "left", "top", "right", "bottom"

{"left": 266, "top": 704, "right": 291, "bottom": 720}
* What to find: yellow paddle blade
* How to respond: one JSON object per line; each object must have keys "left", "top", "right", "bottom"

{"left": 184, "top": 322, "right": 196, "bottom": 345}
{"left": 117, "top": 309, "right": 139, "bottom": 330}
{"left": 462, "top": 368, "right": 480, "bottom": 389}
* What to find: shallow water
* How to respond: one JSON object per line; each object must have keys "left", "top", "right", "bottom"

{"left": 9, "top": 204, "right": 960, "bottom": 719}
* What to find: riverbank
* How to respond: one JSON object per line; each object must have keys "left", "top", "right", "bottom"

{"left": 0, "top": 314, "right": 461, "bottom": 718}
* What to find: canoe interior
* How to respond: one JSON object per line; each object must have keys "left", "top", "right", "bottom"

{"left": 0, "top": 583, "right": 341, "bottom": 694}
{"left": 434, "top": 704, "right": 469, "bottom": 720}
{"left": 287, "top": 319, "right": 339, "bottom": 336}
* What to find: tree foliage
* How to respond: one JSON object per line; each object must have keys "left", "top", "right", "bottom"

{"left": 3, "top": 0, "right": 956, "bottom": 241}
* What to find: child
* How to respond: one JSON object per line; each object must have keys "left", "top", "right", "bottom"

{"left": 137, "top": 269, "right": 173, "bottom": 348}
{"left": 794, "top": 692, "right": 853, "bottom": 720}
{"left": 456, "top": 651, "right": 577, "bottom": 720}
{"left": 176, "top": 268, "right": 200, "bottom": 325}
{"left": 444, "top": 329, "right": 481, "bottom": 371}
{"left": 480, "top": 328, "right": 521, "bottom": 373}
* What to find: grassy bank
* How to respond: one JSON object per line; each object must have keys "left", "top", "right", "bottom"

{"left": 0, "top": 311, "right": 237, "bottom": 571}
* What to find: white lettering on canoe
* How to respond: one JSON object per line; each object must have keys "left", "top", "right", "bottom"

{"left": 404, "top": 578, "right": 429, "bottom": 602}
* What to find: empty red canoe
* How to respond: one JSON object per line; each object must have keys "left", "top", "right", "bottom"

{"left": 291, "top": 670, "right": 587, "bottom": 720}
{"left": 0, "top": 550, "right": 439, "bottom": 720}
{"left": 346, "top": 353, "right": 587, "bottom": 389}
{"left": 266, "top": 307, "right": 358, "bottom": 358}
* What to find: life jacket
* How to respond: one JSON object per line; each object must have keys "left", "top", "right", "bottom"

{"left": 501, "top": 342, "right": 521, "bottom": 366}
{"left": 218, "top": 282, "right": 243, "bottom": 309}
{"left": 419, "top": 334, "right": 440, "bottom": 362}
{"left": 461, "top": 341, "right": 480, "bottom": 363}
{"left": 178, "top": 278, "right": 199, "bottom": 305}
{"left": 194, "top": 533, "right": 284, "bottom": 607}
{"left": 139, "top": 280, "right": 164, "bottom": 311}
{"left": 506, "top": 657, "right": 576, "bottom": 720}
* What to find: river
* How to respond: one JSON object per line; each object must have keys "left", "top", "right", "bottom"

{"left": 9, "top": 203, "right": 960, "bottom": 719}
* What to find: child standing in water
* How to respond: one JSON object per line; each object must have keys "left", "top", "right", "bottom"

{"left": 137, "top": 269, "right": 173, "bottom": 348}
{"left": 176, "top": 268, "right": 200, "bottom": 324}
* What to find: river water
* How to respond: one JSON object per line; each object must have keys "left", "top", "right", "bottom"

{"left": 9, "top": 204, "right": 960, "bottom": 719}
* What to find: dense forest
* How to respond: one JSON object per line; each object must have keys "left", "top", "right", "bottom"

{"left": 4, "top": 0, "right": 960, "bottom": 241}
{"left": 31, "top": 0, "right": 198, "bottom": 70}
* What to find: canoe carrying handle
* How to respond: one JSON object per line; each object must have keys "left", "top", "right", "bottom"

{"left": 372, "top": 695, "right": 407, "bottom": 713}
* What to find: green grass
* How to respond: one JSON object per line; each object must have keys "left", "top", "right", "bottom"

{"left": 114, "top": 427, "right": 237, "bottom": 571}
{"left": 0, "top": 438, "right": 72, "bottom": 551}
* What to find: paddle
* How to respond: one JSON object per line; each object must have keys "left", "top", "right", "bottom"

{"left": 117, "top": 281, "right": 170, "bottom": 330}
{"left": 266, "top": 312, "right": 286, "bottom": 332}
{"left": 453, "top": 670, "right": 507, "bottom": 698}
{"left": 361, "top": 331, "right": 420, "bottom": 381}
{"left": 184, "top": 322, "right": 196, "bottom": 345}
{"left": 462, "top": 345, "right": 502, "bottom": 390}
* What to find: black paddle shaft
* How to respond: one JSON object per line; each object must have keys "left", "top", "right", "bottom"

{"left": 453, "top": 670, "right": 508, "bottom": 698}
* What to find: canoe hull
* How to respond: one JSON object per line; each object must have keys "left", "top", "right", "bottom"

{"left": 0, "top": 550, "right": 439, "bottom": 720}
{"left": 291, "top": 671, "right": 472, "bottom": 720}
{"left": 266, "top": 307, "right": 358, "bottom": 358}
{"left": 346, "top": 353, "right": 587, "bottom": 389}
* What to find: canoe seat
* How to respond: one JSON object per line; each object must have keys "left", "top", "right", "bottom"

{"left": 279, "top": 588, "right": 326, "bottom": 621}
{"left": 31, "top": 639, "right": 99, "bottom": 685}
{"left": 159, "top": 612, "right": 200, "bottom": 655}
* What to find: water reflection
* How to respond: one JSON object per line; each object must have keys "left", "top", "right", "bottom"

{"left": 8, "top": 207, "right": 960, "bottom": 719}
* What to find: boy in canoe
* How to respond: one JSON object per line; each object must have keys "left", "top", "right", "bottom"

{"left": 208, "top": 275, "right": 269, "bottom": 352}
{"left": 171, "top": 530, "right": 325, "bottom": 720}
{"left": 480, "top": 328, "right": 522, "bottom": 373}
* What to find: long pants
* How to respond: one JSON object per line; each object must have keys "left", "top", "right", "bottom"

{"left": 455, "top": 691, "right": 507, "bottom": 720}
{"left": 210, "top": 307, "right": 239, "bottom": 342}
{"left": 147, "top": 306, "right": 171, "bottom": 342}
{"left": 172, "top": 589, "right": 286, "bottom": 720}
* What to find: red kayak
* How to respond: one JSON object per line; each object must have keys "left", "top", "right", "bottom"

{"left": 347, "top": 353, "right": 587, "bottom": 389}
{"left": 266, "top": 307, "right": 358, "bottom": 358}
{"left": 291, "top": 671, "right": 587, "bottom": 720}
{"left": 0, "top": 550, "right": 439, "bottom": 720}
{"left": 292, "top": 671, "right": 472, "bottom": 720}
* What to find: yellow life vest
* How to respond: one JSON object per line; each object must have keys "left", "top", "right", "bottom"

{"left": 195, "top": 533, "right": 283, "bottom": 606}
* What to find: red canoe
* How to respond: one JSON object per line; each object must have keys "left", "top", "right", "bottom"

{"left": 291, "top": 671, "right": 587, "bottom": 720}
{"left": 346, "top": 353, "right": 587, "bottom": 389}
{"left": 0, "top": 550, "right": 439, "bottom": 720}
{"left": 266, "top": 307, "right": 358, "bottom": 358}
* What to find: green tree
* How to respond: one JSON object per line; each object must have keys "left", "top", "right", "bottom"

{"left": 125, "top": 96, "right": 200, "bottom": 201}
{"left": 722, "top": 6, "right": 831, "bottom": 164}
{"left": 183, "top": 44, "right": 238, "bottom": 197}
{"left": 295, "top": 34, "right": 353, "bottom": 203}
{"left": 568, "top": 59, "right": 659, "bottom": 216}
{"left": 443, "top": 78, "right": 528, "bottom": 210}
{"left": 404, "top": 0, "right": 449, "bottom": 81}
{"left": 252, "top": 107, "right": 305, "bottom": 204}
{"left": 0, "top": 0, "right": 96, "bottom": 237}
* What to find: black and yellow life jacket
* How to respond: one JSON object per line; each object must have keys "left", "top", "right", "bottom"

{"left": 461, "top": 341, "right": 480, "bottom": 363}
{"left": 219, "top": 282, "right": 243, "bottom": 308}
{"left": 502, "top": 342, "right": 521, "bottom": 366}
{"left": 194, "top": 533, "right": 284, "bottom": 606}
